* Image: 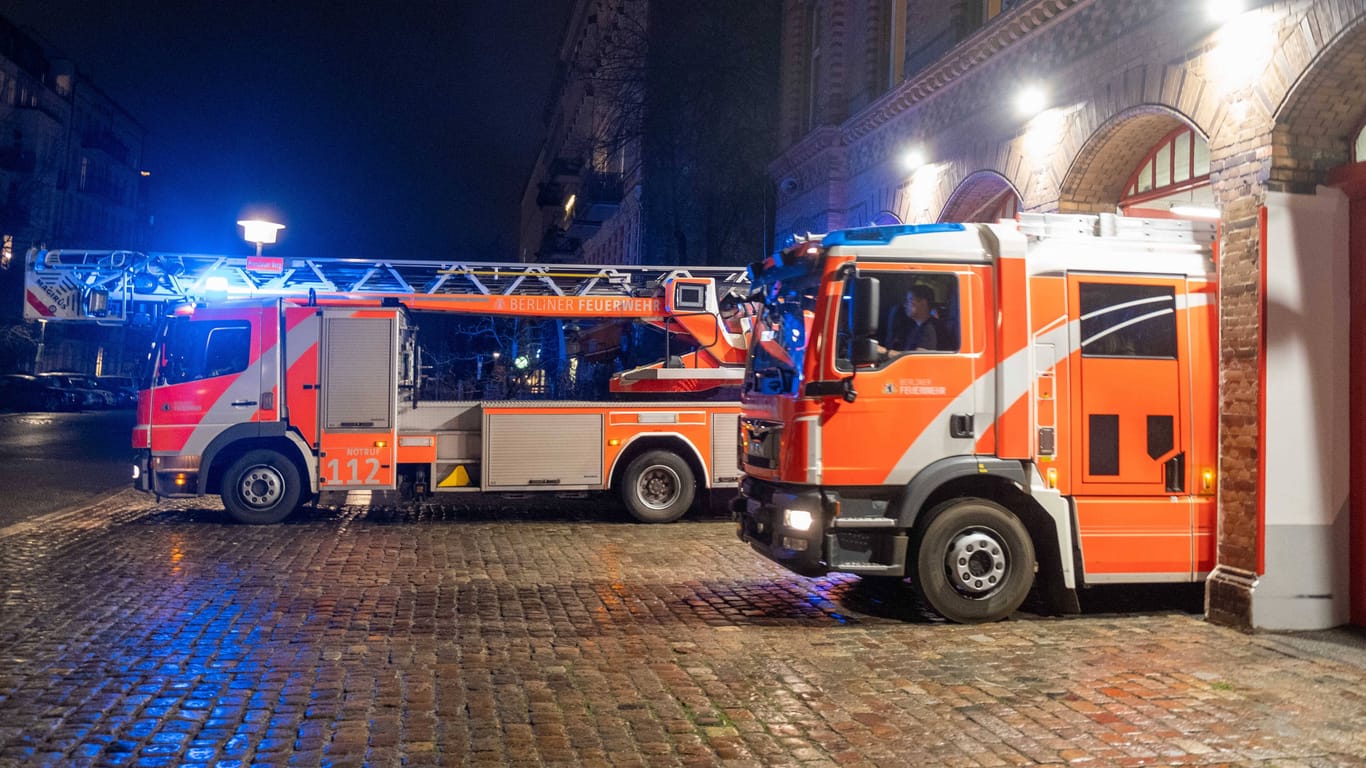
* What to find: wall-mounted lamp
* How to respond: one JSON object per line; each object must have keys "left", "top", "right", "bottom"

{"left": 1015, "top": 85, "right": 1047, "bottom": 118}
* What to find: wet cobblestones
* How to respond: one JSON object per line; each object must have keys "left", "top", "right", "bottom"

{"left": 0, "top": 492, "right": 1364, "bottom": 766}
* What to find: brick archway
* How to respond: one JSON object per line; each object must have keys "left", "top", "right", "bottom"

{"left": 1058, "top": 106, "right": 1205, "bottom": 214}
{"left": 939, "top": 171, "right": 1020, "bottom": 223}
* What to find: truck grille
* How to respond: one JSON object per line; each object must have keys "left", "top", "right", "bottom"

{"left": 740, "top": 418, "right": 782, "bottom": 470}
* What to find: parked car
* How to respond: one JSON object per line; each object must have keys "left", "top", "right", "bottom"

{"left": 95, "top": 375, "right": 138, "bottom": 408}
{"left": 0, "top": 374, "right": 81, "bottom": 412}
{"left": 35, "top": 372, "right": 117, "bottom": 409}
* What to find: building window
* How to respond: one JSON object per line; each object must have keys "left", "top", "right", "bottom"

{"left": 803, "top": 3, "right": 822, "bottom": 132}
{"left": 79, "top": 157, "right": 89, "bottom": 191}
{"left": 962, "top": 0, "right": 1012, "bottom": 35}
{"left": 1079, "top": 283, "right": 1177, "bottom": 359}
{"left": 1120, "top": 126, "right": 1212, "bottom": 214}
{"left": 1354, "top": 123, "right": 1366, "bottom": 163}
{"left": 876, "top": 0, "right": 906, "bottom": 93}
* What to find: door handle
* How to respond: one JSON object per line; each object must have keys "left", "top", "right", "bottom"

{"left": 950, "top": 413, "right": 975, "bottom": 438}
{"left": 230, "top": 400, "right": 258, "bottom": 408}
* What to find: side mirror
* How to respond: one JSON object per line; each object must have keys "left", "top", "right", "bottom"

{"left": 851, "top": 337, "right": 880, "bottom": 366}
{"left": 852, "top": 276, "right": 879, "bottom": 337}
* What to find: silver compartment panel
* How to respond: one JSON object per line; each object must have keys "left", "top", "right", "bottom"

{"left": 485, "top": 413, "right": 603, "bottom": 488}
{"left": 711, "top": 411, "right": 741, "bottom": 485}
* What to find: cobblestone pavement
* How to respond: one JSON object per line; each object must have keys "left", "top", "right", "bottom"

{"left": 1, "top": 491, "right": 1365, "bottom": 767}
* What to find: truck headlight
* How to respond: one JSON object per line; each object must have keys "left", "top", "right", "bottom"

{"left": 783, "top": 508, "right": 813, "bottom": 532}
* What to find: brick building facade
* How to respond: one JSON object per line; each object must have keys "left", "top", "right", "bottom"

{"left": 772, "top": 0, "right": 1366, "bottom": 629}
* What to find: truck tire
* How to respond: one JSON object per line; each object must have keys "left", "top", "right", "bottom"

{"left": 221, "top": 449, "right": 303, "bottom": 525}
{"left": 621, "top": 450, "right": 695, "bottom": 523}
{"left": 912, "top": 497, "right": 1035, "bottom": 623}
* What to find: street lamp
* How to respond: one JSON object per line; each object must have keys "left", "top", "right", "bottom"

{"left": 237, "top": 219, "right": 285, "bottom": 257}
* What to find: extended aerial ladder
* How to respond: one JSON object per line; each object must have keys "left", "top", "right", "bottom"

{"left": 22, "top": 248, "right": 753, "bottom": 393}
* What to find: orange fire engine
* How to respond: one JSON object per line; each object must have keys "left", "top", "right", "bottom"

{"left": 25, "top": 251, "right": 751, "bottom": 524}
{"left": 735, "top": 213, "right": 1218, "bottom": 623}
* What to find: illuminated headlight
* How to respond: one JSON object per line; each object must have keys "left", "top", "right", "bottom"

{"left": 783, "top": 508, "right": 814, "bottom": 532}
{"left": 131, "top": 464, "right": 141, "bottom": 480}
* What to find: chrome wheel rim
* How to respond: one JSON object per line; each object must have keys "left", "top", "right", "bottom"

{"left": 238, "top": 464, "right": 285, "bottom": 509}
{"left": 944, "top": 528, "right": 1009, "bottom": 598}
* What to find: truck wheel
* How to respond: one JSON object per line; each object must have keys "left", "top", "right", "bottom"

{"left": 621, "top": 450, "right": 695, "bottom": 523}
{"left": 221, "top": 449, "right": 303, "bottom": 525}
{"left": 913, "top": 498, "right": 1034, "bottom": 623}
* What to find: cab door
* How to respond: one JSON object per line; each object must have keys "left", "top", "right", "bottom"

{"left": 147, "top": 302, "right": 280, "bottom": 461}
{"left": 1068, "top": 276, "right": 1194, "bottom": 579}
{"left": 821, "top": 265, "right": 979, "bottom": 487}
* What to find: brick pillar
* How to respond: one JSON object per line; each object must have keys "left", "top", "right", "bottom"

{"left": 1204, "top": 116, "right": 1273, "bottom": 629}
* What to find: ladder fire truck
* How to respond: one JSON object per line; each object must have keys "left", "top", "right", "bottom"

{"left": 734, "top": 213, "right": 1218, "bottom": 623}
{"left": 24, "top": 249, "right": 751, "bottom": 524}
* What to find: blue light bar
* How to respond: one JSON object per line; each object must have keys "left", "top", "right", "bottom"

{"left": 821, "top": 222, "right": 966, "bottom": 246}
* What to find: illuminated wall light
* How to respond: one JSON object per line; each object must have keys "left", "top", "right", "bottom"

{"left": 1208, "top": 10, "right": 1275, "bottom": 93}
{"left": 900, "top": 147, "right": 926, "bottom": 172}
{"left": 1015, "top": 85, "right": 1047, "bottom": 118}
{"left": 906, "top": 162, "right": 944, "bottom": 223}
{"left": 564, "top": 193, "right": 577, "bottom": 214}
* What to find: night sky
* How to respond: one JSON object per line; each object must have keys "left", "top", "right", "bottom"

{"left": 1, "top": 1, "right": 572, "bottom": 260}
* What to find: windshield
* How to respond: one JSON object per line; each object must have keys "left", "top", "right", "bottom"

{"left": 141, "top": 315, "right": 252, "bottom": 387}
{"left": 744, "top": 280, "right": 818, "bottom": 397}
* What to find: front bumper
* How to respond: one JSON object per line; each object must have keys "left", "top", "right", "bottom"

{"left": 133, "top": 450, "right": 200, "bottom": 497}
{"left": 734, "top": 477, "right": 910, "bottom": 578}
{"left": 732, "top": 477, "right": 829, "bottom": 576}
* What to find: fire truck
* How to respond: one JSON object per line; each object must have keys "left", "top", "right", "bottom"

{"left": 734, "top": 213, "right": 1219, "bottom": 623}
{"left": 24, "top": 249, "right": 751, "bottom": 524}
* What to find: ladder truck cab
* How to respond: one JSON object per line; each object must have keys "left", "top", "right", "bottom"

{"left": 735, "top": 213, "right": 1219, "bottom": 623}
{"left": 24, "top": 251, "right": 751, "bottom": 524}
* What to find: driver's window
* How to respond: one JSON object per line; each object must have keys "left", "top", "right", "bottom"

{"left": 836, "top": 271, "right": 960, "bottom": 371}
{"left": 161, "top": 320, "right": 251, "bottom": 384}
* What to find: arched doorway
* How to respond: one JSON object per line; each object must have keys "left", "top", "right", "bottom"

{"left": 1269, "top": 16, "right": 1366, "bottom": 628}
{"left": 940, "top": 170, "right": 1020, "bottom": 222}
{"left": 1058, "top": 107, "right": 1201, "bottom": 214}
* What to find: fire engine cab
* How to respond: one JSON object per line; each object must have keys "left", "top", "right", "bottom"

{"left": 24, "top": 251, "right": 751, "bottom": 524}
{"left": 735, "top": 213, "right": 1218, "bottom": 623}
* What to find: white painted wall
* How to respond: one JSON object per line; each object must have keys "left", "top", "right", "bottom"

{"left": 1255, "top": 187, "right": 1352, "bottom": 630}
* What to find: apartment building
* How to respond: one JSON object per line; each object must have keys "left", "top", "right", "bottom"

{"left": 519, "top": 0, "right": 780, "bottom": 267}
{"left": 0, "top": 13, "right": 146, "bottom": 254}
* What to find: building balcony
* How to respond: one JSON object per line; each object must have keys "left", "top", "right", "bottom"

{"left": 580, "top": 170, "right": 624, "bottom": 205}
{"left": 548, "top": 156, "right": 585, "bottom": 181}
{"left": 537, "top": 226, "right": 582, "bottom": 263}
{"left": 536, "top": 181, "right": 566, "bottom": 209}
{"left": 81, "top": 131, "right": 132, "bottom": 167}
